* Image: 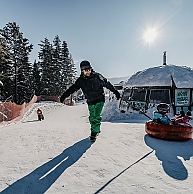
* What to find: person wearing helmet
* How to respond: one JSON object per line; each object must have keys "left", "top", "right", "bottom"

{"left": 60, "top": 60, "right": 121, "bottom": 141}
{"left": 37, "top": 108, "right": 44, "bottom": 121}
{"left": 153, "top": 103, "right": 171, "bottom": 124}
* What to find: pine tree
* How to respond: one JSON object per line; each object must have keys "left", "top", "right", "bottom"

{"left": 0, "top": 36, "right": 10, "bottom": 100}
{"left": 38, "top": 38, "right": 53, "bottom": 95}
{"left": 37, "top": 36, "right": 76, "bottom": 96}
{"left": 32, "top": 60, "right": 41, "bottom": 96}
{"left": 0, "top": 36, "right": 8, "bottom": 65}
{"left": 52, "top": 35, "right": 63, "bottom": 95}
{"left": 68, "top": 53, "right": 77, "bottom": 85}
{"left": 61, "top": 41, "right": 76, "bottom": 91}
{"left": 0, "top": 22, "right": 33, "bottom": 104}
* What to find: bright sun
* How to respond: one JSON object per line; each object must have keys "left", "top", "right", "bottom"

{"left": 144, "top": 28, "right": 157, "bottom": 43}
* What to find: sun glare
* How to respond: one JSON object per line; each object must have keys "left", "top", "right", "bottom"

{"left": 144, "top": 28, "right": 157, "bottom": 43}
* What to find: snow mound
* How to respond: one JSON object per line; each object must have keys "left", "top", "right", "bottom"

{"left": 102, "top": 100, "right": 150, "bottom": 122}
{"left": 125, "top": 65, "right": 193, "bottom": 88}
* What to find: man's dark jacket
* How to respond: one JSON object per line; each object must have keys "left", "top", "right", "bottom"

{"left": 60, "top": 71, "right": 118, "bottom": 105}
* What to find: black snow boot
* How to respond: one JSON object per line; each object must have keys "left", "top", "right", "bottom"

{"left": 90, "top": 131, "right": 99, "bottom": 142}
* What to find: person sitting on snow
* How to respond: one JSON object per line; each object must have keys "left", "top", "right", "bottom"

{"left": 171, "top": 110, "right": 192, "bottom": 124}
{"left": 153, "top": 103, "right": 171, "bottom": 124}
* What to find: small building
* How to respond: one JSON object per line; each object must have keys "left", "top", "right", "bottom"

{"left": 120, "top": 76, "right": 193, "bottom": 115}
{"left": 120, "top": 52, "right": 193, "bottom": 115}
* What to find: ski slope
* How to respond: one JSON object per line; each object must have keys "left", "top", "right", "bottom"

{"left": 0, "top": 101, "right": 193, "bottom": 194}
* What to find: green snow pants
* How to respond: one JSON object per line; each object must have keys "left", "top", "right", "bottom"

{"left": 88, "top": 101, "right": 105, "bottom": 133}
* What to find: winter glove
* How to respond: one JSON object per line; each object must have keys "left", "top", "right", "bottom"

{"left": 114, "top": 90, "right": 121, "bottom": 100}
{"left": 60, "top": 94, "right": 66, "bottom": 103}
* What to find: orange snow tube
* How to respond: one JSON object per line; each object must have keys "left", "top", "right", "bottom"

{"left": 145, "top": 120, "right": 193, "bottom": 141}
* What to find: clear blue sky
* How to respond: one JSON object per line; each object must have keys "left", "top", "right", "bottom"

{"left": 0, "top": 0, "right": 193, "bottom": 78}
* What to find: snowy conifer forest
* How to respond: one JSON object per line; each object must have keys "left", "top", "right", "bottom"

{"left": 0, "top": 22, "right": 76, "bottom": 105}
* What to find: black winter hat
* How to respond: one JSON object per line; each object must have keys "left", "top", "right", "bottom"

{"left": 80, "top": 60, "right": 92, "bottom": 70}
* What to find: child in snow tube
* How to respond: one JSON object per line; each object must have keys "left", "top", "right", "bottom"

{"left": 153, "top": 103, "right": 171, "bottom": 124}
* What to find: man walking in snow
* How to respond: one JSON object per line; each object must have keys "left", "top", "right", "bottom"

{"left": 60, "top": 60, "right": 120, "bottom": 141}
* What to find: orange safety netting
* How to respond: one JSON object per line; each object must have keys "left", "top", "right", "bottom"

{"left": 0, "top": 95, "right": 60, "bottom": 123}
{"left": 0, "top": 96, "right": 37, "bottom": 122}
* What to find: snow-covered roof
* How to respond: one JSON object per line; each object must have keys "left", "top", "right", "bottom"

{"left": 125, "top": 64, "right": 193, "bottom": 88}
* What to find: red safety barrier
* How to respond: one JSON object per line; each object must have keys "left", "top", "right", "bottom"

{"left": 0, "top": 95, "right": 60, "bottom": 123}
{"left": 0, "top": 96, "right": 37, "bottom": 122}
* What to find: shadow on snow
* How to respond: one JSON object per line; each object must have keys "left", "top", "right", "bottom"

{"left": 94, "top": 150, "right": 154, "bottom": 194}
{"left": 1, "top": 138, "right": 92, "bottom": 194}
{"left": 144, "top": 134, "right": 193, "bottom": 180}
{"left": 94, "top": 135, "right": 193, "bottom": 193}
{"left": 21, "top": 120, "right": 39, "bottom": 123}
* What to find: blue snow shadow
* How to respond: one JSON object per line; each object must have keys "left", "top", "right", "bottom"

{"left": 1, "top": 138, "right": 92, "bottom": 194}
{"left": 144, "top": 134, "right": 193, "bottom": 180}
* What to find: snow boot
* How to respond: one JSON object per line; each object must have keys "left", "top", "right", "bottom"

{"left": 89, "top": 131, "right": 99, "bottom": 142}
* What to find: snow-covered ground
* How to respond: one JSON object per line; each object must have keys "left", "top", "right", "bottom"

{"left": 1, "top": 100, "right": 193, "bottom": 194}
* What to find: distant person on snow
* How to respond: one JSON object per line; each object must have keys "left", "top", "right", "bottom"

{"left": 60, "top": 60, "right": 121, "bottom": 141}
{"left": 37, "top": 108, "right": 44, "bottom": 121}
